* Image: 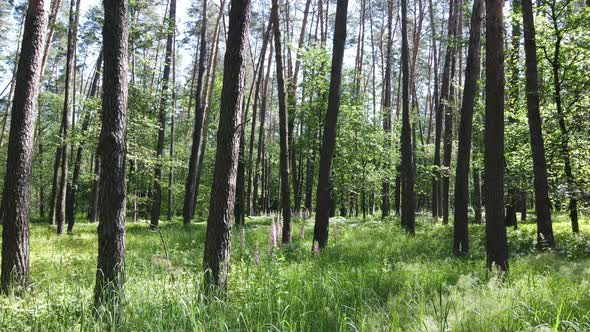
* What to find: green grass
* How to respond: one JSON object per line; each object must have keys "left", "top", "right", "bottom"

{"left": 1, "top": 214, "right": 589, "bottom": 331}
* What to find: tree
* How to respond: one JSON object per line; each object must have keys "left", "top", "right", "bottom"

{"left": 66, "top": 50, "right": 103, "bottom": 233}
{"left": 55, "top": 0, "right": 81, "bottom": 234}
{"left": 484, "top": 0, "right": 508, "bottom": 271}
{"left": 313, "top": 0, "right": 349, "bottom": 249}
{"left": 432, "top": 0, "right": 455, "bottom": 221}
{"left": 1, "top": 0, "right": 50, "bottom": 293}
{"left": 544, "top": 0, "right": 578, "bottom": 233}
{"left": 271, "top": 0, "right": 292, "bottom": 243}
{"left": 521, "top": 0, "right": 554, "bottom": 248}
{"left": 202, "top": 0, "right": 251, "bottom": 291}
{"left": 453, "top": 0, "right": 483, "bottom": 256}
{"left": 94, "top": 0, "right": 128, "bottom": 305}
{"left": 183, "top": 0, "right": 208, "bottom": 225}
{"left": 400, "top": 0, "right": 415, "bottom": 234}
{"left": 381, "top": 0, "right": 393, "bottom": 219}
{"left": 150, "top": 0, "right": 176, "bottom": 229}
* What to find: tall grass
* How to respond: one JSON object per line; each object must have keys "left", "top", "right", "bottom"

{"left": 0, "top": 214, "right": 589, "bottom": 331}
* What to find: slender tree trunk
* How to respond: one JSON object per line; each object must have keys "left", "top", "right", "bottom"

{"left": 203, "top": 0, "right": 251, "bottom": 291}
{"left": 56, "top": 0, "right": 81, "bottom": 235}
{"left": 0, "top": 0, "right": 49, "bottom": 293}
{"left": 312, "top": 0, "right": 348, "bottom": 249}
{"left": 167, "top": 41, "right": 177, "bottom": 221}
{"left": 66, "top": 50, "right": 103, "bottom": 233}
{"left": 484, "top": 0, "right": 508, "bottom": 272}
{"left": 380, "top": 0, "right": 393, "bottom": 219}
{"left": 453, "top": 0, "right": 483, "bottom": 256}
{"left": 89, "top": 152, "right": 100, "bottom": 223}
{"left": 246, "top": 22, "right": 272, "bottom": 216}
{"left": 40, "top": 0, "right": 64, "bottom": 77}
{"left": 194, "top": 0, "right": 226, "bottom": 213}
{"left": 150, "top": 0, "right": 176, "bottom": 229}
{"left": 441, "top": 0, "right": 457, "bottom": 225}
{"left": 253, "top": 42, "right": 273, "bottom": 216}
{"left": 400, "top": 0, "right": 415, "bottom": 234}
{"left": 94, "top": 0, "right": 128, "bottom": 306}
{"left": 546, "top": 7, "right": 577, "bottom": 233}
{"left": 472, "top": 167, "right": 482, "bottom": 224}
{"left": 271, "top": 0, "right": 292, "bottom": 243}
{"left": 433, "top": 0, "right": 455, "bottom": 221}
{"left": 183, "top": 0, "right": 208, "bottom": 224}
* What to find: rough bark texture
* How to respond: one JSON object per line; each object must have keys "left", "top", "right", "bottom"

{"left": 183, "top": 0, "right": 208, "bottom": 224}
{"left": 94, "top": 0, "right": 128, "bottom": 305}
{"left": 521, "top": 0, "right": 553, "bottom": 247}
{"left": 453, "top": 0, "right": 483, "bottom": 256}
{"left": 484, "top": 0, "right": 508, "bottom": 272}
{"left": 381, "top": 0, "right": 393, "bottom": 219}
{"left": 313, "top": 0, "right": 348, "bottom": 249}
{"left": 203, "top": 0, "right": 251, "bottom": 291}
{"left": 400, "top": 0, "right": 415, "bottom": 234}
{"left": 1, "top": 0, "right": 49, "bottom": 293}
{"left": 271, "top": 0, "right": 292, "bottom": 243}
{"left": 150, "top": 0, "right": 176, "bottom": 229}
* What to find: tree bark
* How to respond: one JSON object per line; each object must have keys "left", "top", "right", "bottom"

{"left": 400, "top": 0, "right": 415, "bottom": 234}
{"left": 203, "top": 0, "right": 251, "bottom": 291}
{"left": 183, "top": 0, "right": 208, "bottom": 224}
{"left": 271, "top": 0, "right": 292, "bottom": 243}
{"left": 452, "top": 0, "right": 483, "bottom": 256}
{"left": 484, "top": 0, "right": 508, "bottom": 272}
{"left": 381, "top": 0, "right": 393, "bottom": 219}
{"left": 312, "top": 0, "right": 348, "bottom": 249}
{"left": 94, "top": 0, "right": 128, "bottom": 306}
{"left": 150, "top": 0, "right": 176, "bottom": 229}
{"left": 1, "top": 0, "right": 50, "bottom": 293}
{"left": 56, "top": 0, "right": 81, "bottom": 234}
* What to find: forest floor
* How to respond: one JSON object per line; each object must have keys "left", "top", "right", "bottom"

{"left": 1, "top": 213, "right": 590, "bottom": 331}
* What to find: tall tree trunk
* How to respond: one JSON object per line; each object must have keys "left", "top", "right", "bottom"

{"left": 484, "top": 0, "right": 508, "bottom": 272}
{"left": 400, "top": 0, "right": 415, "bottom": 234}
{"left": 253, "top": 41, "right": 273, "bottom": 216}
{"left": 441, "top": 0, "right": 457, "bottom": 224}
{"left": 472, "top": 167, "right": 482, "bottom": 224}
{"left": 89, "top": 152, "right": 100, "bottom": 223}
{"left": 0, "top": 0, "right": 50, "bottom": 293}
{"left": 167, "top": 42, "right": 177, "bottom": 221}
{"left": 94, "top": 0, "right": 128, "bottom": 306}
{"left": 66, "top": 49, "right": 102, "bottom": 233}
{"left": 203, "top": 0, "right": 251, "bottom": 291}
{"left": 547, "top": 7, "right": 577, "bottom": 233}
{"left": 271, "top": 0, "right": 292, "bottom": 243}
{"left": 381, "top": 0, "right": 393, "bottom": 219}
{"left": 56, "top": 0, "right": 81, "bottom": 235}
{"left": 453, "top": 0, "right": 483, "bottom": 256}
{"left": 183, "top": 0, "right": 208, "bottom": 224}
{"left": 246, "top": 22, "right": 272, "bottom": 216}
{"left": 194, "top": 0, "right": 225, "bottom": 213}
{"left": 522, "top": 0, "right": 553, "bottom": 246}
{"left": 150, "top": 0, "right": 176, "bottom": 229}
{"left": 433, "top": 0, "right": 455, "bottom": 221}
{"left": 312, "top": 0, "right": 348, "bottom": 249}
{"left": 40, "top": 0, "right": 64, "bottom": 77}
